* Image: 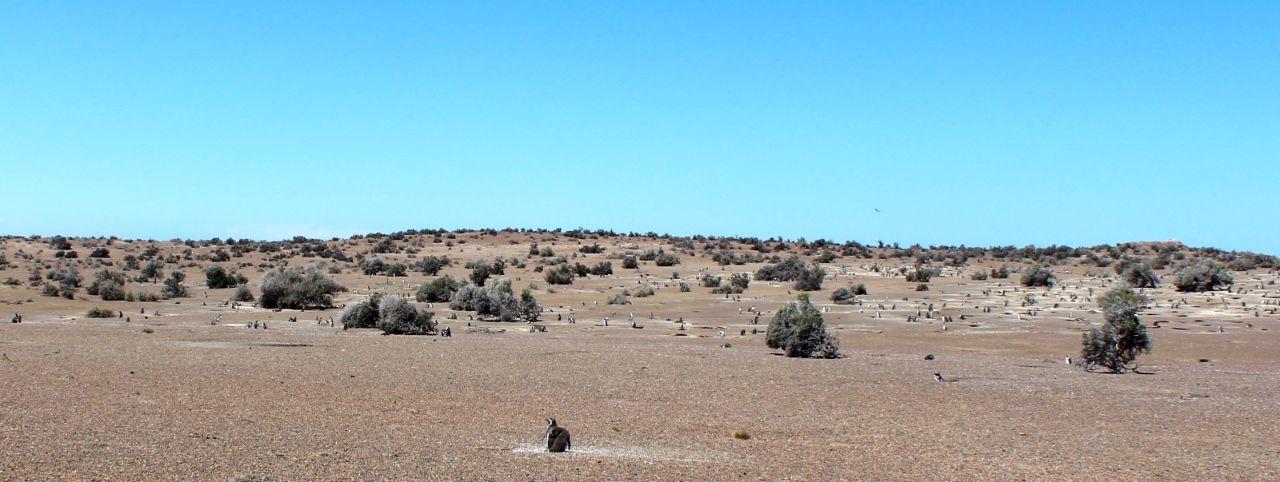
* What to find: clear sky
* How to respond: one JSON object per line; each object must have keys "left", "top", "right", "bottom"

{"left": 2, "top": 2, "right": 1276, "bottom": 254}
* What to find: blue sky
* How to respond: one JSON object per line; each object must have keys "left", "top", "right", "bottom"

{"left": 2, "top": 2, "right": 1276, "bottom": 253}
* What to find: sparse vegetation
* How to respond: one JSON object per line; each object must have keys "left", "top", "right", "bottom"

{"left": 86, "top": 307, "right": 115, "bottom": 318}
{"left": 161, "top": 271, "right": 188, "bottom": 298}
{"left": 1081, "top": 284, "right": 1152, "bottom": 373}
{"left": 1020, "top": 265, "right": 1055, "bottom": 287}
{"left": 1173, "top": 259, "right": 1233, "bottom": 292}
{"left": 449, "top": 278, "right": 523, "bottom": 321}
{"left": 765, "top": 294, "right": 840, "bottom": 359}
{"left": 793, "top": 263, "right": 825, "bottom": 291}
{"left": 416, "top": 275, "right": 461, "bottom": 302}
{"left": 544, "top": 265, "right": 574, "bottom": 285}
{"left": 830, "top": 287, "right": 857, "bottom": 304}
{"left": 203, "top": 266, "right": 248, "bottom": 289}
{"left": 259, "top": 265, "right": 345, "bottom": 309}
{"left": 1114, "top": 257, "right": 1158, "bottom": 288}
{"left": 376, "top": 295, "right": 436, "bottom": 335}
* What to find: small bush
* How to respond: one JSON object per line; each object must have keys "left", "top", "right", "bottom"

{"left": 654, "top": 250, "right": 680, "bottom": 267}
{"left": 416, "top": 255, "right": 451, "bottom": 276}
{"left": 755, "top": 256, "right": 808, "bottom": 282}
{"left": 970, "top": 270, "right": 988, "bottom": 281}
{"left": 89, "top": 248, "right": 110, "bottom": 258}
{"left": 766, "top": 294, "right": 840, "bottom": 358}
{"left": 701, "top": 275, "right": 721, "bottom": 288}
{"left": 1020, "top": 265, "right": 1055, "bottom": 287}
{"left": 360, "top": 256, "right": 386, "bottom": 275}
{"left": 259, "top": 265, "right": 345, "bottom": 309}
{"left": 1081, "top": 284, "right": 1152, "bottom": 373}
{"left": 631, "top": 284, "right": 655, "bottom": 297}
{"left": 990, "top": 265, "right": 1011, "bottom": 279}
{"left": 231, "top": 285, "right": 255, "bottom": 302}
{"left": 851, "top": 283, "right": 868, "bottom": 295}
{"left": 86, "top": 307, "right": 115, "bottom": 318}
{"left": 607, "top": 293, "right": 630, "bottom": 305}
{"left": 470, "top": 264, "right": 493, "bottom": 286}
{"left": 161, "top": 271, "right": 188, "bottom": 298}
{"left": 830, "top": 287, "right": 857, "bottom": 304}
{"left": 793, "top": 263, "right": 825, "bottom": 291}
{"left": 622, "top": 255, "right": 639, "bottom": 269}
{"left": 204, "top": 266, "right": 248, "bottom": 289}
{"left": 544, "top": 265, "right": 575, "bottom": 285}
{"left": 589, "top": 262, "right": 613, "bottom": 276}
{"left": 733, "top": 431, "right": 751, "bottom": 440}
{"left": 449, "top": 279, "right": 520, "bottom": 321}
{"left": 678, "top": 282, "right": 691, "bottom": 292}
{"left": 905, "top": 267, "right": 936, "bottom": 283}
{"left": 416, "top": 275, "right": 461, "bottom": 303}
{"left": 340, "top": 293, "right": 383, "bottom": 328}
{"left": 1173, "top": 260, "right": 1233, "bottom": 292}
{"left": 385, "top": 263, "right": 408, "bottom": 277}
{"left": 1114, "top": 257, "right": 1158, "bottom": 288}
{"left": 915, "top": 283, "right": 929, "bottom": 291}
{"left": 376, "top": 295, "right": 436, "bottom": 335}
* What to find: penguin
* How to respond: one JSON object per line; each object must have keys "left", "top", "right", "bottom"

{"left": 933, "top": 372, "right": 945, "bottom": 382}
{"left": 545, "top": 418, "right": 571, "bottom": 453}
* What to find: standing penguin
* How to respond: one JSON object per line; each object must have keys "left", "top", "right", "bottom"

{"left": 545, "top": 418, "right": 571, "bottom": 453}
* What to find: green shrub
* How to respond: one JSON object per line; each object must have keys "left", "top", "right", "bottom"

{"left": 1173, "top": 260, "right": 1233, "bottom": 292}
{"left": 766, "top": 294, "right": 840, "bottom": 358}
{"left": 851, "top": 283, "right": 868, "bottom": 295}
{"left": 1114, "top": 257, "right": 1158, "bottom": 288}
{"left": 259, "top": 265, "right": 345, "bottom": 309}
{"left": 1020, "top": 265, "right": 1055, "bottom": 287}
{"left": 905, "top": 267, "right": 936, "bottom": 283}
{"left": 416, "top": 275, "right": 461, "bottom": 302}
{"left": 544, "top": 265, "right": 574, "bottom": 285}
{"left": 138, "top": 260, "right": 164, "bottom": 283}
{"left": 416, "top": 256, "right": 451, "bottom": 276}
{"left": 360, "top": 256, "right": 386, "bottom": 275}
{"left": 449, "top": 279, "right": 520, "bottom": 321}
{"left": 518, "top": 289, "right": 540, "bottom": 322}
{"left": 970, "top": 270, "right": 989, "bottom": 280}
{"left": 231, "top": 285, "right": 255, "bottom": 302}
{"left": 589, "top": 262, "right": 613, "bottom": 276}
{"left": 622, "top": 255, "right": 639, "bottom": 269}
{"left": 631, "top": 284, "right": 655, "bottom": 297}
{"left": 990, "top": 265, "right": 1011, "bottom": 279}
{"left": 1081, "top": 284, "right": 1152, "bottom": 373}
{"left": 470, "top": 264, "right": 492, "bottom": 286}
{"left": 733, "top": 431, "right": 751, "bottom": 440}
{"left": 654, "top": 251, "right": 680, "bottom": 267}
{"left": 755, "top": 256, "right": 808, "bottom": 282}
{"left": 376, "top": 295, "right": 436, "bottom": 335}
{"left": 341, "top": 293, "right": 384, "bottom": 328}
{"left": 915, "top": 283, "right": 929, "bottom": 291}
{"left": 385, "top": 263, "right": 408, "bottom": 277}
{"left": 87, "top": 270, "right": 127, "bottom": 300}
{"left": 830, "top": 287, "right": 857, "bottom": 304}
{"left": 793, "top": 263, "right": 825, "bottom": 291}
{"left": 86, "top": 307, "right": 115, "bottom": 318}
{"left": 161, "top": 271, "right": 188, "bottom": 298}
{"left": 204, "top": 266, "right": 248, "bottom": 289}
{"left": 701, "top": 275, "right": 721, "bottom": 288}
{"left": 89, "top": 247, "right": 110, "bottom": 258}
{"left": 607, "top": 293, "right": 630, "bottom": 305}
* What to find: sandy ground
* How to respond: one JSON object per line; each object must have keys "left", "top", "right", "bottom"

{"left": 1, "top": 233, "right": 1277, "bottom": 480}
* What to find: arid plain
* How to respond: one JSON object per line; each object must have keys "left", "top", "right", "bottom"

{"left": 1, "top": 230, "right": 1277, "bottom": 480}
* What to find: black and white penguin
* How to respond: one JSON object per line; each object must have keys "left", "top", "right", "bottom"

{"left": 545, "top": 418, "right": 571, "bottom": 453}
